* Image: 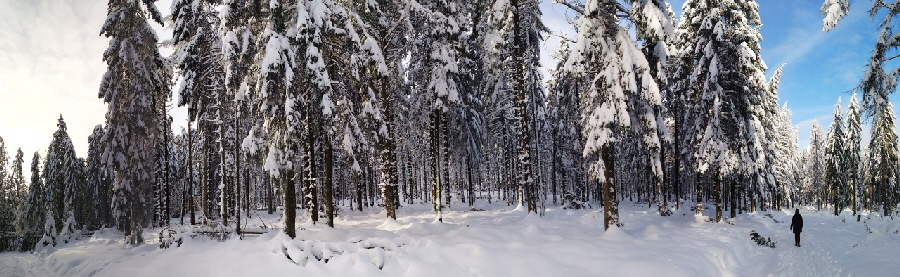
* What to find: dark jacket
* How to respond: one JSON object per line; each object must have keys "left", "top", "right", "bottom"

{"left": 790, "top": 213, "right": 803, "bottom": 233}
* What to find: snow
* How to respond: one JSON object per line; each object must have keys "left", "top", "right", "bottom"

{"left": 3, "top": 203, "right": 900, "bottom": 276}
{"left": 821, "top": 0, "right": 850, "bottom": 32}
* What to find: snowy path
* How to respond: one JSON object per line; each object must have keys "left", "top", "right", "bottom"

{"left": 755, "top": 208, "right": 900, "bottom": 277}
{"left": 772, "top": 225, "right": 843, "bottom": 277}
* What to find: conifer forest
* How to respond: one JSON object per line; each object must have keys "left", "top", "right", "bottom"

{"left": 2, "top": 1, "right": 900, "bottom": 274}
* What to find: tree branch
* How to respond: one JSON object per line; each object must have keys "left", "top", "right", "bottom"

{"left": 554, "top": 0, "right": 584, "bottom": 15}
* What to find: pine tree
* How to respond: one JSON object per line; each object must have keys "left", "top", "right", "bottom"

{"left": 9, "top": 148, "right": 26, "bottom": 231}
{"left": 868, "top": 102, "right": 898, "bottom": 216}
{"left": 86, "top": 125, "right": 111, "bottom": 229}
{"left": 678, "top": 0, "right": 768, "bottom": 221}
{"left": 824, "top": 98, "right": 846, "bottom": 215}
{"left": 251, "top": 0, "right": 301, "bottom": 237}
{"left": 99, "top": 0, "right": 172, "bottom": 244}
{"left": 773, "top": 103, "right": 800, "bottom": 208}
{"left": 15, "top": 152, "right": 44, "bottom": 235}
{"left": 845, "top": 93, "right": 862, "bottom": 215}
{"left": 352, "top": 0, "right": 412, "bottom": 220}
{"left": 0, "top": 136, "right": 10, "bottom": 233}
{"left": 547, "top": 40, "right": 586, "bottom": 209}
{"left": 486, "top": 0, "right": 547, "bottom": 214}
{"left": 805, "top": 121, "right": 827, "bottom": 207}
{"left": 43, "top": 116, "right": 82, "bottom": 236}
{"left": 564, "top": 0, "right": 661, "bottom": 229}
{"left": 632, "top": 0, "right": 675, "bottom": 217}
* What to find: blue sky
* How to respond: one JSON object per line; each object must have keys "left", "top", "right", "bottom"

{"left": 0, "top": 0, "right": 888, "bottom": 163}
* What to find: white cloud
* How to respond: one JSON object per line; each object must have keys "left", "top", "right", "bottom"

{"left": 0, "top": 0, "right": 180, "bottom": 180}
{"left": 0, "top": 0, "right": 110, "bottom": 160}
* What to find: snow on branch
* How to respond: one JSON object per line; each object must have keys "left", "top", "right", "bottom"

{"left": 821, "top": 0, "right": 850, "bottom": 31}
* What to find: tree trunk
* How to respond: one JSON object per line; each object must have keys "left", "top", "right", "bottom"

{"left": 601, "top": 144, "right": 618, "bottom": 230}
{"left": 234, "top": 114, "right": 242, "bottom": 234}
{"left": 352, "top": 166, "right": 361, "bottom": 211}
{"left": 510, "top": 0, "right": 535, "bottom": 214}
{"left": 695, "top": 171, "right": 702, "bottom": 216}
{"left": 267, "top": 174, "right": 274, "bottom": 215}
{"left": 325, "top": 131, "right": 334, "bottom": 228}
{"left": 673, "top": 112, "right": 680, "bottom": 211}
{"left": 188, "top": 123, "right": 196, "bottom": 225}
{"left": 715, "top": 171, "right": 722, "bottom": 223}
{"left": 282, "top": 169, "right": 296, "bottom": 238}
{"left": 378, "top": 78, "right": 399, "bottom": 220}
{"left": 432, "top": 110, "right": 442, "bottom": 222}
{"left": 305, "top": 104, "right": 318, "bottom": 224}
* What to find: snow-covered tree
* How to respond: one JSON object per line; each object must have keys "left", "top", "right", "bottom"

{"left": 485, "top": 0, "right": 548, "bottom": 213}
{"left": 250, "top": 0, "right": 300, "bottom": 237}
{"left": 820, "top": 0, "right": 900, "bottom": 215}
{"left": 99, "top": 0, "right": 172, "bottom": 244}
{"left": 86, "top": 125, "right": 111, "bottom": 229}
{"left": 0, "top": 136, "right": 11, "bottom": 233}
{"left": 350, "top": 0, "right": 414, "bottom": 220}
{"left": 563, "top": 0, "right": 662, "bottom": 229}
{"left": 845, "top": 93, "right": 862, "bottom": 215}
{"left": 8, "top": 148, "right": 26, "bottom": 230}
{"left": 867, "top": 102, "right": 898, "bottom": 216}
{"left": 15, "top": 152, "right": 44, "bottom": 235}
{"left": 824, "top": 99, "right": 846, "bottom": 215}
{"left": 771, "top": 100, "right": 800, "bottom": 208}
{"left": 547, "top": 40, "right": 586, "bottom": 209}
{"left": 633, "top": 0, "right": 675, "bottom": 216}
{"left": 805, "top": 121, "right": 827, "bottom": 207}
{"left": 676, "top": 0, "right": 768, "bottom": 221}
{"left": 42, "top": 116, "right": 82, "bottom": 236}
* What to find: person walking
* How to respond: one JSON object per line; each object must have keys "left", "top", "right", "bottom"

{"left": 789, "top": 209, "right": 803, "bottom": 247}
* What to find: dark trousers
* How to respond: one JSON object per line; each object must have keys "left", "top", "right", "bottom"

{"left": 794, "top": 232, "right": 801, "bottom": 246}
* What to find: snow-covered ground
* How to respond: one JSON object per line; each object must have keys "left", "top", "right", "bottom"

{"left": 2, "top": 201, "right": 899, "bottom": 277}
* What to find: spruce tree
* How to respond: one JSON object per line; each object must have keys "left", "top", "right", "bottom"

{"left": 632, "top": 0, "right": 674, "bottom": 216}
{"left": 0, "top": 136, "right": 10, "bottom": 233}
{"left": 15, "top": 152, "right": 44, "bottom": 235}
{"left": 805, "top": 121, "right": 827, "bottom": 207}
{"left": 845, "top": 94, "right": 862, "bottom": 215}
{"left": 99, "top": 0, "right": 172, "bottom": 244}
{"left": 564, "top": 0, "right": 662, "bottom": 229}
{"left": 252, "top": 0, "right": 300, "bottom": 237}
{"left": 43, "top": 116, "right": 81, "bottom": 236}
{"left": 9, "top": 148, "right": 25, "bottom": 231}
{"left": 485, "top": 0, "right": 547, "bottom": 214}
{"left": 824, "top": 99, "right": 846, "bottom": 215}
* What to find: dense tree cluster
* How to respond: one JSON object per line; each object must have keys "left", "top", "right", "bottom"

{"left": 2, "top": 0, "right": 900, "bottom": 247}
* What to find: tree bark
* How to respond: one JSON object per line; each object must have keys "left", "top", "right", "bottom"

{"left": 282, "top": 169, "right": 296, "bottom": 238}
{"left": 602, "top": 144, "right": 618, "bottom": 230}
{"left": 188, "top": 122, "right": 196, "bottom": 225}
{"left": 325, "top": 131, "right": 334, "bottom": 228}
